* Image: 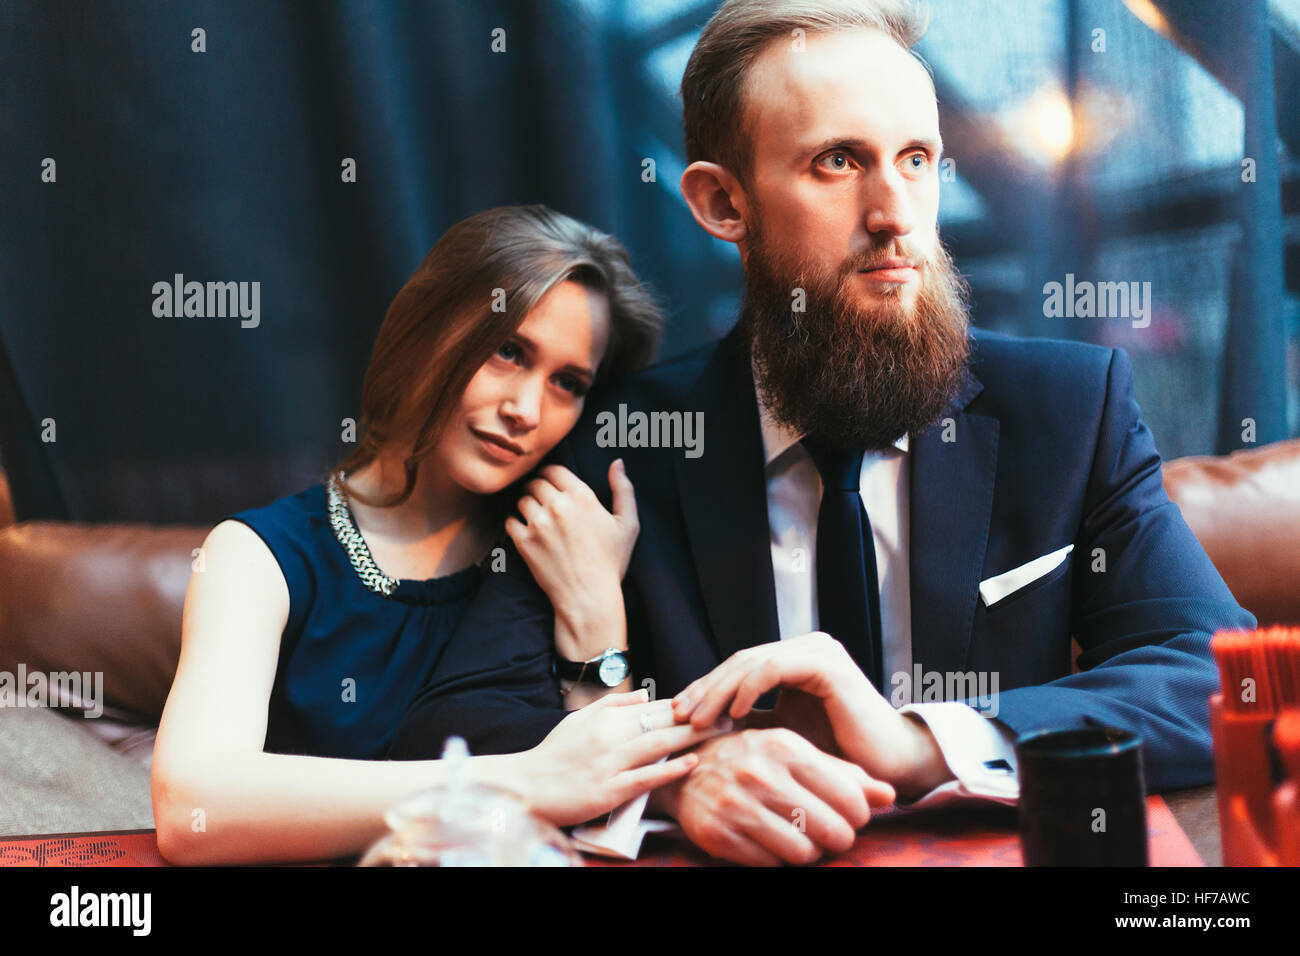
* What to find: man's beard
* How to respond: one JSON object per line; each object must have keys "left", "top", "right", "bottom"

{"left": 738, "top": 222, "right": 973, "bottom": 452}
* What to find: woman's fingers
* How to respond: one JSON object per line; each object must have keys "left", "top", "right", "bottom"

{"left": 504, "top": 515, "right": 525, "bottom": 542}
{"left": 587, "top": 687, "right": 651, "bottom": 710}
{"left": 607, "top": 459, "right": 637, "bottom": 523}
{"left": 608, "top": 696, "right": 675, "bottom": 723}
{"left": 610, "top": 752, "right": 700, "bottom": 804}
{"left": 523, "top": 478, "right": 563, "bottom": 509}
{"left": 622, "top": 716, "right": 732, "bottom": 766}
{"left": 516, "top": 495, "right": 547, "bottom": 526}
{"left": 536, "top": 464, "right": 583, "bottom": 494}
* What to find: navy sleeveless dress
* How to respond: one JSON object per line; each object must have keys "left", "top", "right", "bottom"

{"left": 229, "top": 482, "right": 488, "bottom": 760}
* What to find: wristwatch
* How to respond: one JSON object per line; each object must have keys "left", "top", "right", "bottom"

{"left": 553, "top": 648, "right": 630, "bottom": 687}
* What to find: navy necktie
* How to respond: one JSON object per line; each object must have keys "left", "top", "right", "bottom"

{"left": 801, "top": 434, "right": 884, "bottom": 692}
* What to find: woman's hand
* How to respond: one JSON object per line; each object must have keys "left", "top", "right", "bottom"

{"left": 505, "top": 460, "right": 639, "bottom": 662}
{"left": 507, "top": 459, "right": 639, "bottom": 581}
{"left": 517, "top": 689, "right": 730, "bottom": 827}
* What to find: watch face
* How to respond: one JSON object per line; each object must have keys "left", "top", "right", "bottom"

{"left": 597, "top": 652, "right": 629, "bottom": 687}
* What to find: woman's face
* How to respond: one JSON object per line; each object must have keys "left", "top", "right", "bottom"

{"left": 434, "top": 279, "right": 612, "bottom": 497}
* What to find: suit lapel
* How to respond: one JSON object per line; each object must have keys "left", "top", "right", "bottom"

{"left": 672, "top": 327, "right": 1000, "bottom": 675}
{"left": 673, "top": 328, "right": 782, "bottom": 661}
{"left": 908, "top": 367, "right": 998, "bottom": 676}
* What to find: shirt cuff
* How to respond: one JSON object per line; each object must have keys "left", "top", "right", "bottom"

{"left": 896, "top": 701, "right": 1020, "bottom": 809}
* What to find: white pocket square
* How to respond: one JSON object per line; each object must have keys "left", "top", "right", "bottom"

{"left": 979, "top": 545, "right": 1074, "bottom": 607}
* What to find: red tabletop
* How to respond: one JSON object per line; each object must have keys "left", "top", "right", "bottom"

{"left": 589, "top": 795, "right": 1202, "bottom": 866}
{"left": 0, "top": 795, "right": 1201, "bottom": 867}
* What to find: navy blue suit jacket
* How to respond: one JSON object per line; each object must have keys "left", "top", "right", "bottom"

{"left": 389, "top": 325, "right": 1255, "bottom": 791}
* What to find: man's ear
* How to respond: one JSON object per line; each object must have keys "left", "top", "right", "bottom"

{"left": 680, "top": 161, "right": 749, "bottom": 245}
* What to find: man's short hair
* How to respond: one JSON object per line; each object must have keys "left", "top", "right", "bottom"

{"left": 680, "top": 0, "right": 932, "bottom": 186}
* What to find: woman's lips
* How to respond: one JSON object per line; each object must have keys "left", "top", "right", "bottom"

{"left": 471, "top": 428, "right": 525, "bottom": 462}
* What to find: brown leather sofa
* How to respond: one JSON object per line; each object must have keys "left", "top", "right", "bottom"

{"left": 1160, "top": 441, "right": 1300, "bottom": 627}
{"left": 1, "top": 438, "right": 1298, "bottom": 835}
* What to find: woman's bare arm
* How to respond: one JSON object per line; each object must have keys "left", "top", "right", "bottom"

{"left": 150, "top": 520, "right": 521, "bottom": 864}
{"left": 151, "top": 521, "right": 706, "bottom": 865}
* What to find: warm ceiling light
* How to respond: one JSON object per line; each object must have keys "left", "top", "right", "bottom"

{"left": 1122, "top": 0, "right": 1173, "bottom": 37}
{"left": 1030, "top": 88, "right": 1075, "bottom": 163}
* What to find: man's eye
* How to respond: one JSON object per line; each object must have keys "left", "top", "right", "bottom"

{"left": 905, "top": 153, "right": 929, "bottom": 171}
{"left": 818, "top": 151, "right": 852, "bottom": 172}
{"left": 497, "top": 341, "right": 522, "bottom": 362}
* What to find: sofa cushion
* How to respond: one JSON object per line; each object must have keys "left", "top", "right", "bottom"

{"left": 1163, "top": 438, "right": 1300, "bottom": 626}
{"left": 0, "top": 707, "right": 154, "bottom": 837}
{"left": 0, "top": 522, "right": 206, "bottom": 722}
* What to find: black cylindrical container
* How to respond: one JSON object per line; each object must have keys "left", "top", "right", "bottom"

{"left": 1016, "top": 727, "right": 1148, "bottom": 866}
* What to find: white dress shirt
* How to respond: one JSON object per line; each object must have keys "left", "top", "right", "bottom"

{"left": 754, "top": 368, "right": 1019, "bottom": 809}
{"left": 569, "top": 364, "right": 1024, "bottom": 858}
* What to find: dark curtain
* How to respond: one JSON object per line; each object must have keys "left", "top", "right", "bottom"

{"left": 1, "top": 0, "right": 1295, "bottom": 524}
{"left": 0, "top": 0, "right": 734, "bottom": 522}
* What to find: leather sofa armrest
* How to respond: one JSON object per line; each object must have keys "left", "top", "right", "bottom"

{"left": 1162, "top": 438, "right": 1300, "bottom": 626}
{"left": 0, "top": 522, "right": 208, "bottom": 722}
{"left": 0, "top": 470, "right": 13, "bottom": 529}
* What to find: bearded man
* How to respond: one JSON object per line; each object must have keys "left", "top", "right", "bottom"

{"left": 391, "top": 0, "right": 1254, "bottom": 865}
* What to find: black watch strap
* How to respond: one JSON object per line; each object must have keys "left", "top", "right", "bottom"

{"left": 553, "top": 650, "right": 627, "bottom": 686}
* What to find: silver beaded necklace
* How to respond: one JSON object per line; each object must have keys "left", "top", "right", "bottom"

{"left": 326, "top": 470, "right": 399, "bottom": 598}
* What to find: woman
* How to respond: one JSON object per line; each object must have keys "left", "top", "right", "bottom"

{"left": 151, "top": 205, "right": 711, "bottom": 865}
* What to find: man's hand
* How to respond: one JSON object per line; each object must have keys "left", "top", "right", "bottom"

{"left": 652, "top": 727, "right": 896, "bottom": 865}
{"left": 672, "top": 632, "right": 954, "bottom": 800}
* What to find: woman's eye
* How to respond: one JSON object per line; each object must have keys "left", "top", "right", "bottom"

{"left": 496, "top": 341, "right": 523, "bottom": 362}
{"left": 554, "top": 375, "right": 589, "bottom": 397}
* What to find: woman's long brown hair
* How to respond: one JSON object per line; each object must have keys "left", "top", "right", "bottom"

{"left": 336, "top": 204, "right": 665, "bottom": 508}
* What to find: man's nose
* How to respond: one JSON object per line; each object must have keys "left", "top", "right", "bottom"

{"left": 500, "top": 374, "right": 543, "bottom": 432}
{"left": 862, "top": 166, "right": 916, "bottom": 238}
